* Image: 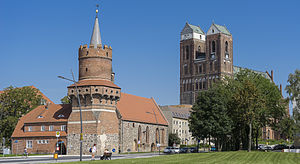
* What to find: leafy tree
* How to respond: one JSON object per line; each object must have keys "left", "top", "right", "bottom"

{"left": 0, "top": 86, "right": 42, "bottom": 147}
{"left": 60, "top": 95, "right": 71, "bottom": 104}
{"left": 168, "top": 133, "right": 180, "bottom": 146}
{"left": 229, "top": 70, "right": 265, "bottom": 152}
{"left": 286, "top": 69, "right": 300, "bottom": 134}
{"left": 189, "top": 81, "right": 233, "bottom": 151}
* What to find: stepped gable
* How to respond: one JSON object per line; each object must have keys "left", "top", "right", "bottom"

{"left": 117, "top": 92, "right": 168, "bottom": 125}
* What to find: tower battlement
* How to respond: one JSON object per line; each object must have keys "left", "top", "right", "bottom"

{"left": 79, "top": 44, "right": 112, "bottom": 59}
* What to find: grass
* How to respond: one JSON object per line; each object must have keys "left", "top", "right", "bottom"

{"left": 58, "top": 151, "right": 300, "bottom": 164}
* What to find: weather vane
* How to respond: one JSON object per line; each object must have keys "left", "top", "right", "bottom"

{"left": 96, "top": 4, "right": 99, "bottom": 17}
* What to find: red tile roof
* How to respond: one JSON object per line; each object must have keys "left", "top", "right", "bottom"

{"left": 68, "top": 80, "right": 120, "bottom": 89}
{"left": 117, "top": 93, "right": 168, "bottom": 126}
{"left": 11, "top": 104, "right": 71, "bottom": 138}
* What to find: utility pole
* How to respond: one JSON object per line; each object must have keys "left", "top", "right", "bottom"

{"left": 58, "top": 73, "right": 83, "bottom": 161}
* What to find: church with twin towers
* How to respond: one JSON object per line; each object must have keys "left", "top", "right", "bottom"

{"left": 180, "top": 23, "right": 233, "bottom": 105}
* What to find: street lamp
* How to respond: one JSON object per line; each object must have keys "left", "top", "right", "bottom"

{"left": 146, "top": 111, "right": 160, "bottom": 155}
{"left": 58, "top": 74, "right": 83, "bottom": 161}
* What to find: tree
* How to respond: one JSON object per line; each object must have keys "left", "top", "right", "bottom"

{"left": 189, "top": 81, "right": 233, "bottom": 151}
{"left": 60, "top": 96, "right": 70, "bottom": 104}
{"left": 168, "top": 133, "right": 180, "bottom": 146}
{"left": 286, "top": 69, "right": 300, "bottom": 134}
{"left": 229, "top": 70, "right": 265, "bottom": 152}
{"left": 0, "top": 86, "right": 42, "bottom": 147}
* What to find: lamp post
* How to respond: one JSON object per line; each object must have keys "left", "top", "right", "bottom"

{"left": 58, "top": 74, "right": 83, "bottom": 161}
{"left": 146, "top": 111, "right": 160, "bottom": 155}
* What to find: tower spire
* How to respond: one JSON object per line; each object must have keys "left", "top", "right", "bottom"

{"left": 90, "top": 5, "right": 102, "bottom": 48}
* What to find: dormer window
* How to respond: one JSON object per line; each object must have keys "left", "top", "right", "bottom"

{"left": 38, "top": 115, "right": 43, "bottom": 118}
{"left": 58, "top": 114, "right": 65, "bottom": 118}
{"left": 28, "top": 126, "right": 32, "bottom": 132}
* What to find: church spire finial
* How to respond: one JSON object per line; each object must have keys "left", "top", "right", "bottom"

{"left": 90, "top": 4, "right": 102, "bottom": 48}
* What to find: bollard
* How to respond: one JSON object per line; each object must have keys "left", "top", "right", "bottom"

{"left": 54, "top": 153, "right": 58, "bottom": 161}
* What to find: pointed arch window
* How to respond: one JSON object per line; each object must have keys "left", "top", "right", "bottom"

{"left": 138, "top": 126, "right": 142, "bottom": 142}
{"left": 225, "top": 41, "right": 229, "bottom": 59}
{"left": 212, "top": 41, "right": 216, "bottom": 53}
{"left": 155, "top": 128, "right": 160, "bottom": 144}
{"left": 161, "top": 129, "right": 165, "bottom": 144}
{"left": 185, "top": 45, "right": 189, "bottom": 60}
{"left": 146, "top": 126, "right": 149, "bottom": 143}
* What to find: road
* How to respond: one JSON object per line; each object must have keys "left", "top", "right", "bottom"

{"left": 0, "top": 153, "right": 162, "bottom": 164}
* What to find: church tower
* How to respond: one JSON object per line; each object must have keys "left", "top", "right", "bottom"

{"left": 206, "top": 23, "right": 233, "bottom": 79}
{"left": 67, "top": 8, "right": 121, "bottom": 155}
{"left": 180, "top": 23, "right": 206, "bottom": 104}
{"left": 180, "top": 23, "right": 233, "bottom": 105}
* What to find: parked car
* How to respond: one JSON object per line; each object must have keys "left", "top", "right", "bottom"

{"left": 189, "top": 147, "right": 198, "bottom": 153}
{"left": 264, "top": 145, "right": 273, "bottom": 150}
{"left": 163, "top": 147, "right": 173, "bottom": 154}
{"left": 172, "top": 147, "right": 180, "bottom": 154}
{"left": 273, "top": 144, "right": 289, "bottom": 150}
{"left": 179, "top": 147, "right": 188, "bottom": 153}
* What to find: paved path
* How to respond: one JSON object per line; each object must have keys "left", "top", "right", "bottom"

{"left": 0, "top": 153, "right": 162, "bottom": 164}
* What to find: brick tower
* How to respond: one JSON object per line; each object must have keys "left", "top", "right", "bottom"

{"left": 180, "top": 23, "right": 233, "bottom": 105}
{"left": 67, "top": 9, "right": 121, "bottom": 155}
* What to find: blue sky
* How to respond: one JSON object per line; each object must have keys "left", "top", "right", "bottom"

{"left": 0, "top": 0, "right": 299, "bottom": 114}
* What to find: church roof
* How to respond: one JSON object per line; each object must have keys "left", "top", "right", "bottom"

{"left": 11, "top": 104, "right": 71, "bottom": 138}
{"left": 188, "top": 23, "right": 205, "bottom": 34}
{"left": 181, "top": 23, "right": 205, "bottom": 35}
{"left": 233, "top": 66, "right": 271, "bottom": 80}
{"left": 213, "top": 23, "right": 231, "bottom": 35}
{"left": 68, "top": 79, "right": 120, "bottom": 89}
{"left": 90, "top": 12, "right": 102, "bottom": 48}
{"left": 117, "top": 93, "right": 168, "bottom": 126}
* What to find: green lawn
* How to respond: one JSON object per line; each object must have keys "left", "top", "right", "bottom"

{"left": 59, "top": 151, "right": 300, "bottom": 164}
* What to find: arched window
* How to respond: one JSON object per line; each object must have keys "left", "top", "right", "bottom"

{"left": 225, "top": 41, "right": 229, "bottom": 59}
{"left": 146, "top": 126, "right": 149, "bottom": 143}
{"left": 212, "top": 41, "right": 216, "bottom": 52}
{"left": 161, "top": 129, "right": 165, "bottom": 144}
{"left": 155, "top": 128, "right": 160, "bottom": 144}
{"left": 225, "top": 41, "right": 228, "bottom": 52}
{"left": 185, "top": 45, "right": 189, "bottom": 60}
{"left": 138, "top": 126, "right": 141, "bottom": 142}
{"left": 199, "top": 65, "right": 202, "bottom": 73}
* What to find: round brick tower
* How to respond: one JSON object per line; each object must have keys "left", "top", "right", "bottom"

{"left": 67, "top": 9, "right": 121, "bottom": 155}
{"left": 78, "top": 11, "right": 113, "bottom": 81}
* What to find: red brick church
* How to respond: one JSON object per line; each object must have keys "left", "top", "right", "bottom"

{"left": 11, "top": 9, "right": 168, "bottom": 155}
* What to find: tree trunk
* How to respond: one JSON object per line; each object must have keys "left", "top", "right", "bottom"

{"left": 209, "top": 136, "right": 211, "bottom": 152}
{"left": 248, "top": 122, "right": 252, "bottom": 152}
{"left": 256, "top": 128, "right": 258, "bottom": 150}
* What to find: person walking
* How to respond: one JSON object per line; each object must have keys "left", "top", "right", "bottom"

{"left": 91, "top": 144, "right": 97, "bottom": 160}
{"left": 23, "top": 147, "right": 28, "bottom": 158}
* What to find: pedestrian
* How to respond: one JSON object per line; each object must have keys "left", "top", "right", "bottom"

{"left": 24, "top": 147, "right": 28, "bottom": 158}
{"left": 91, "top": 144, "right": 96, "bottom": 160}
